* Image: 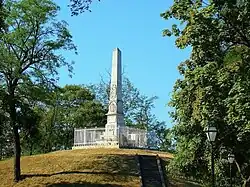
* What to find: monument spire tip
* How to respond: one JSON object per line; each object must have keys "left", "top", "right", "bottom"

{"left": 114, "top": 47, "right": 121, "bottom": 51}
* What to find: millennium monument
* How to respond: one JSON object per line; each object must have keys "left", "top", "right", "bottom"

{"left": 72, "top": 48, "right": 147, "bottom": 149}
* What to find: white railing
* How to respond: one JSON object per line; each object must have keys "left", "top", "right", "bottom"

{"left": 73, "top": 126, "right": 147, "bottom": 148}
{"left": 119, "top": 126, "right": 147, "bottom": 148}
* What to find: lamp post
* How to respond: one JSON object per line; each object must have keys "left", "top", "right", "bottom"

{"left": 228, "top": 153, "right": 235, "bottom": 187}
{"left": 205, "top": 126, "right": 217, "bottom": 187}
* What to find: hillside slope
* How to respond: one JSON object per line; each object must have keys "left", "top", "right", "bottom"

{"left": 0, "top": 148, "right": 172, "bottom": 187}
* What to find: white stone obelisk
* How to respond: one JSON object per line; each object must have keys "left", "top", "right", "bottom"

{"left": 105, "top": 48, "right": 125, "bottom": 143}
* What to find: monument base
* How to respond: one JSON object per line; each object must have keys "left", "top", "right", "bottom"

{"left": 72, "top": 141, "right": 119, "bottom": 149}
{"left": 73, "top": 126, "right": 147, "bottom": 150}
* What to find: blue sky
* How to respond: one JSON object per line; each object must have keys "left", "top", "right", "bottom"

{"left": 55, "top": 0, "right": 191, "bottom": 127}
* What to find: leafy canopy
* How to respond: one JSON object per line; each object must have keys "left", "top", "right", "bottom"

{"left": 161, "top": 0, "right": 250, "bottom": 185}
{"left": 0, "top": 0, "right": 77, "bottom": 181}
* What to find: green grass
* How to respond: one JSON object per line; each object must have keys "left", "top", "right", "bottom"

{"left": 0, "top": 148, "right": 173, "bottom": 187}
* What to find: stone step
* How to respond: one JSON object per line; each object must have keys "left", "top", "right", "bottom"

{"left": 143, "top": 183, "right": 162, "bottom": 187}
{"left": 144, "top": 179, "right": 161, "bottom": 183}
{"left": 141, "top": 162, "right": 158, "bottom": 167}
{"left": 143, "top": 173, "right": 161, "bottom": 177}
{"left": 143, "top": 170, "right": 160, "bottom": 174}
{"left": 142, "top": 167, "right": 158, "bottom": 171}
{"left": 142, "top": 160, "right": 157, "bottom": 164}
{"left": 143, "top": 182, "right": 162, "bottom": 187}
{"left": 141, "top": 160, "right": 157, "bottom": 163}
{"left": 143, "top": 176, "right": 161, "bottom": 181}
{"left": 142, "top": 164, "right": 157, "bottom": 167}
{"left": 139, "top": 155, "right": 165, "bottom": 187}
{"left": 140, "top": 156, "right": 156, "bottom": 160}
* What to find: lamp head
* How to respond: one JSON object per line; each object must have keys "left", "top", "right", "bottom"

{"left": 228, "top": 153, "right": 235, "bottom": 164}
{"left": 205, "top": 126, "right": 217, "bottom": 142}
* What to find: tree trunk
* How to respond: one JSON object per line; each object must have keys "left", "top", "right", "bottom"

{"left": 0, "top": 142, "right": 2, "bottom": 160}
{"left": 29, "top": 141, "right": 33, "bottom": 156}
{"left": 9, "top": 88, "right": 21, "bottom": 182}
{"left": 13, "top": 125, "right": 21, "bottom": 182}
{"left": 242, "top": 180, "right": 250, "bottom": 187}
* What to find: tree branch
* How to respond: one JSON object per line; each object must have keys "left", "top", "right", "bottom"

{"left": 220, "top": 13, "right": 250, "bottom": 47}
{"left": 235, "top": 160, "right": 246, "bottom": 182}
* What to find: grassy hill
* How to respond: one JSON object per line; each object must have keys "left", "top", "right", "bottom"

{"left": 0, "top": 148, "right": 173, "bottom": 187}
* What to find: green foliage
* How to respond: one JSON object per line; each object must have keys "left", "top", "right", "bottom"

{"left": 151, "top": 121, "right": 175, "bottom": 152}
{"left": 36, "top": 85, "right": 106, "bottom": 152}
{"left": 0, "top": 0, "right": 76, "bottom": 181}
{"left": 1, "top": 0, "right": 77, "bottom": 87}
{"left": 162, "top": 0, "right": 250, "bottom": 186}
{"left": 69, "top": 0, "right": 100, "bottom": 16}
{"left": 18, "top": 104, "right": 41, "bottom": 155}
{"left": 0, "top": 0, "right": 7, "bottom": 33}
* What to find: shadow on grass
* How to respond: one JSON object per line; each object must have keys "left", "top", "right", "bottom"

{"left": 21, "top": 170, "right": 138, "bottom": 179}
{"left": 47, "top": 182, "right": 123, "bottom": 187}
{"left": 21, "top": 155, "right": 139, "bottom": 183}
{"left": 103, "top": 154, "right": 138, "bottom": 175}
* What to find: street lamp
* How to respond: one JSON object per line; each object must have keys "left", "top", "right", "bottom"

{"left": 206, "top": 126, "right": 217, "bottom": 142}
{"left": 228, "top": 153, "right": 235, "bottom": 187}
{"left": 205, "top": 126, "right": 218, "bottom": 187}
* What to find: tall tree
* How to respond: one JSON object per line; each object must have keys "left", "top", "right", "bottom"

{"left": 37, "top": 85, "right": 106, "bottom": 152}
{"left": 0, "top": 0, "right": 76, "bottom": 182}
{"left": 161, "top": 0, "right": 250, "bottom": 186}
{"left": 59, "top": 85, "right": 106, "bottom": 129}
